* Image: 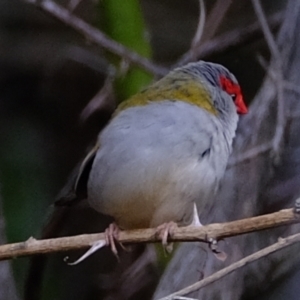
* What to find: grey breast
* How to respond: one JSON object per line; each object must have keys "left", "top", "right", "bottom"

{"left": 87, "top": 100, "right": 234, "bottom": 229}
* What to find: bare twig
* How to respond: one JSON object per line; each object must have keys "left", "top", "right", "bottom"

{"left": 178, "top": 0, "right": 232, "bottom": 66}
{"left": 177, "top": 12, "right": 283, "bottom": 66}
{"left": 228, "top": 142, "right": 272, "bottom": 167}
{"left": 68, "top": 0, "right": 83, "bottom": 12}
{"left": 252, "top": 0, "right": 285, "bottom": 162}
{"left": 80, "top": 74, "right": 116, "bottom": 122}
{"left": 174, "top": 297, "right": 198, "bottom": 300}
{"left": 259, "top": 55, "right": 300, "bottom": 96}
{"left": 158, "top": 233, "right": 300, "bottom": 300}
{"left": 185, "top": 0, "right": 232, "bottom": 64}
{"left": 284, "top": 81, "right": 300, "bottom": 95}
{"left": 258, "top": 56, "right": 300, "bottom": 129}
{"left": 201, "top": 0, "right": 232, "bottom": 42}
{"left": 0, "top": 208, "right": 299, "bottom": 261}
{"left": 252, "top": 0, "right": 282, "bottom": 63}
{"left": 228, "top": 36, "right": 293, "bottom": 168}
{"left": 190, "top": 0, "right": 206, "bottom": 54}
{"left": 22, "top": 0, "right": 168, "bottom": 76}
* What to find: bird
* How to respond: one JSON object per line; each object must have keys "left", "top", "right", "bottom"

{"left": 55, "top": 60, "right": 248, "bottom": 258}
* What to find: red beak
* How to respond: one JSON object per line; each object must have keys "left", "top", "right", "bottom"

{"left": 235, "top": 95, "right": 248, "bottom": 114}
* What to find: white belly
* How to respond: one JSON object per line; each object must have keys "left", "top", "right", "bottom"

{"left": 87, "top": 101, "right": 234, "bottom": 229}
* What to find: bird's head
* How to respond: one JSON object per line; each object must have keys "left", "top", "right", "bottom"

{"left": 179, "top": 61, "right": 248, "bottom": 115}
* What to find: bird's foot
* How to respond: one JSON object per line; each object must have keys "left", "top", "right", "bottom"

{"left": 104, "top": 222, "right": 126, "bottom": 259}
{"left": 156, "top": 221, "right": 178, "bottom": 253}
{"left": 66, "top": 222, "right": 122, "bottom": 265}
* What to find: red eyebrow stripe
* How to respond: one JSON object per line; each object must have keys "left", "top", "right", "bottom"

{"left": 220, "top": 76, "right": 239, "bottom": 93}
{"left": 220, "top": 76, "right": 248, "bottom": 114}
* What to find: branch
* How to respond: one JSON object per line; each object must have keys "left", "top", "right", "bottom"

{"left": 158, "top": 232, "right": 300, "bottom": 300}
{"left": 228, "top": 142, "right": 273, "bottom": 167}
{"left": 200, "top": 0, "right": 232, "bottom": 43}
{"left": 22, "top": 0, "right": 168, "bottom": 76}
{"left": 67, "top": 0, "right": 83, "bottom": 12}
{"left": 80, "top": 74, "right": 115, "bottom": 122}
{"left": 177, "top": 12, "right": 283, "bottom": 66}
{"left": 227, "top": 79, "right": 300, "bottom": 167}
{"left": 190, "top": 0, "right": 206, "bottom": 54}
{"left": 252, "top": 0, "right": 282, "bottom": 63}
{"left": 252, "top": 0, "right": 285, "bottom": 163}
{"left": 0, "top": 208, "right": 299, "bottom": 261}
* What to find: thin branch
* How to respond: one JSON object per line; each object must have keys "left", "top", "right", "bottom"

{"left": 80, "top": 74, "right": 115, "bottom": 122}
{"left": 158, "top": 233, "right": 300, "bottom": 300}
{"left": 174, "top": 297, "right": 198, "bottom": 300}
{"left": 227, "top": 71, "right": 299, "bottom": 168}
{"left": 284, "top": 81, "right": 300, "bottom": 95}
{"left": 252, "top": 0, "right": 285, "bottom": 163}
{"left": 228, "top": 142, "right": 272, "bottom": 167}
{"left": 257, "top": 55, "right": 300, "bottom": 122}
{"left": 177, "top": 12, "right": 283, "bottom": 66}
{"left": 179, "top": 0, "right": 232, "bottom": 66}
{"left": 228, "top": 60, "right": 290, "bottom": 169}
{"left": 201, "top": 0, "right": 232, "bottom": 42}
{"left": 190, "top": 0, "right": 206, "bottom": 53}
{"left": 252, "top": 0, "right": 282, "bottom": 64}
{"left": 22, "top": 0, "right": 168, "bottom": 76}
{"left": 67, "top": 0, "right": 83, "bottom": 12}
{"left": 0, "top": 208, "right": 299, "bottom": 261}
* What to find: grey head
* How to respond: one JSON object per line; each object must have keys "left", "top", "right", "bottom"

{"left": 174, "top": 61, "right": 247, "bottom": 118}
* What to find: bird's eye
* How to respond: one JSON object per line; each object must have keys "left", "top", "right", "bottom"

{"left": 231, "top": 94, "right": 236, "bottom": 101}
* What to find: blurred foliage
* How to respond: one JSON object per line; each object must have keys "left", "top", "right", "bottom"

{"left": 99, "top": 0, "right": 153, "bottom": 101}
{"left": 0, "top": 118, "right": 53, "bottom": 289}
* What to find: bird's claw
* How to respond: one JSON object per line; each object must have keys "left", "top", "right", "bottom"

{"left": 156, "top": 221, "right": 177, "bottom": 253}
{"left": 66, "top": 240, "right": 106, "bottom": 265}
{"left": 65, "top": 223, "right": 123, "bottom": 265}
{"left": 105, "top": 222, "right": 125, "bottom": 259}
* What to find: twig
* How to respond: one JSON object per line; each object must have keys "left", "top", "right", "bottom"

{"left": 252, "top": 0, "right": 282, "bottom": 63}
{"left": 228, "top": 142, "right": 272, "bottom": 167}
{"left": 0, "top": 208, "right": 299, "bottom": 261}
{"left": 252, "top": 0, "right": 285, "bottom": 163}
{"left": 259, "top": 55, "right": 300, "bottom": 96}
{"left": 190, "top": 0, "right": 206, "bottom": 54}
{"left": 284, "top": 81, "right": 300, "bottom": 95}
{"left": 80, "top": 74, "right": 115, "bottom": 122}
{"left": 179, "top": 0, "right": 232, "bottom": 66}
{"left": 177, "top": 12, "right": 283, "bottom": 66}
{"left": 158, "top": 233, "right": 300, "bottom": 300}
{"left": 68, "top": 0, "right": 83, "bottom": 12}
{"left": 201, "top": 0, "right": 232, "bottom": 42}
{"left": 22, "top": 0, "right": 168, "bottom": 76}
{"left": 174, "top": 297, "right": 198, "bottom": 300}
{"left": 256, "top": 54, "right": 300, "bottom": 159}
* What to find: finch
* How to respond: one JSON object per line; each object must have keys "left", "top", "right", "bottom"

{"left": 57, "top": 60, "right": 247, "bottom": 257}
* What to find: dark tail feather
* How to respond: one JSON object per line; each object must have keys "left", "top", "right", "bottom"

{"left": 25, "top": 144, "right": 97, "bottom": 299}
